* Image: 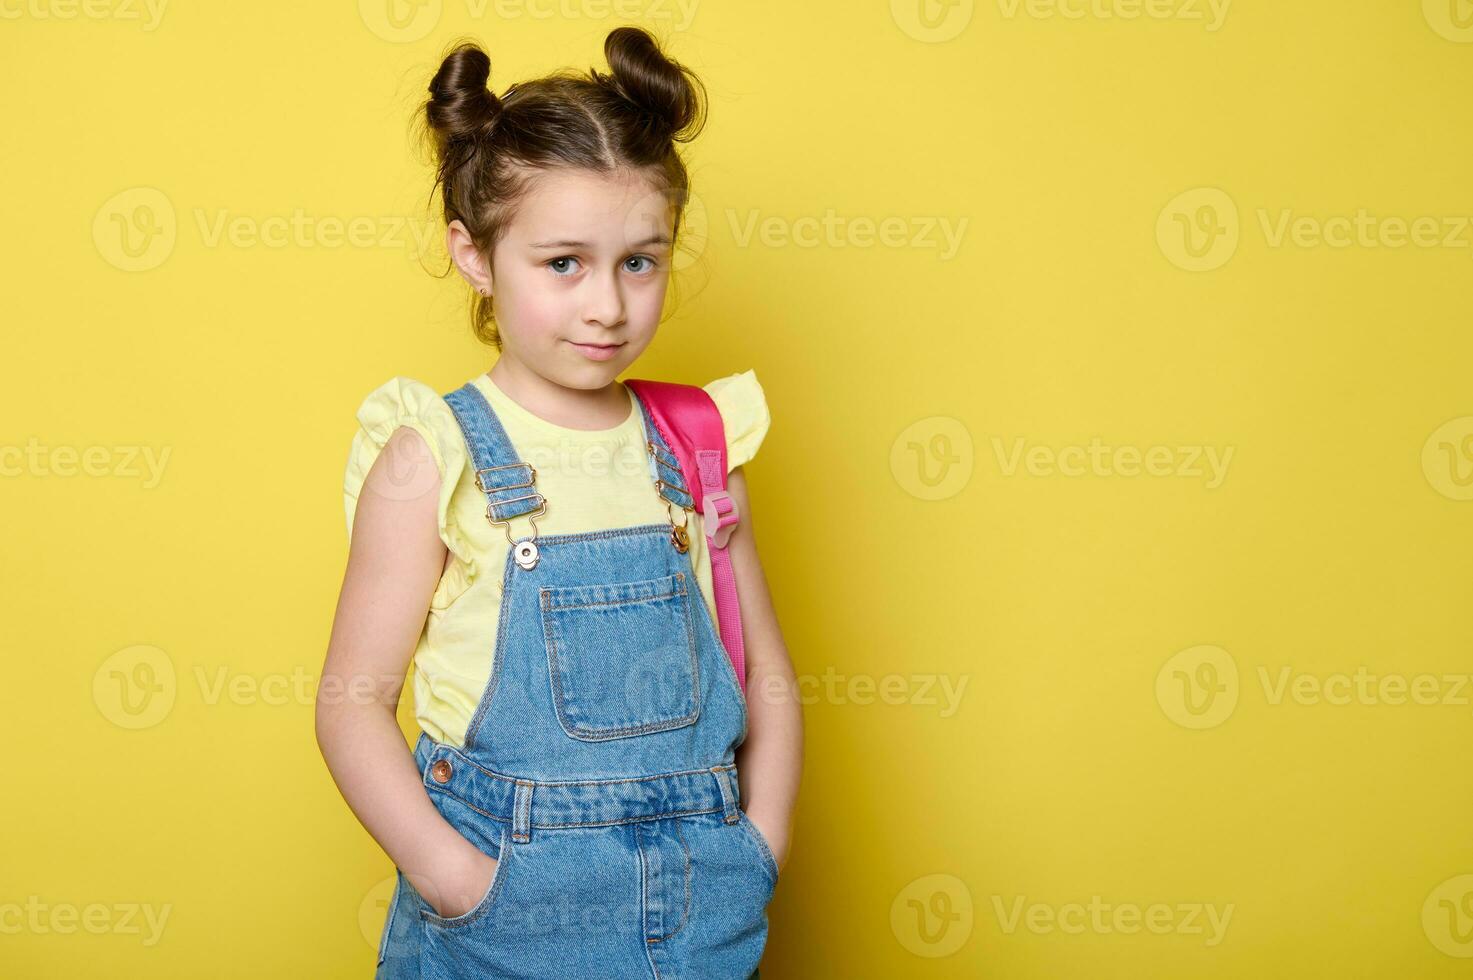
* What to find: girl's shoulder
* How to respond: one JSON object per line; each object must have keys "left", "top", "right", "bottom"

{"left": 342, "top": 376, "right": 473, "bottom": 561}
{"left": 698, "top": 369, "right": 772, "bottom": 472}
{"left": 340, "top": 368, "right": 772, "bottom": 550}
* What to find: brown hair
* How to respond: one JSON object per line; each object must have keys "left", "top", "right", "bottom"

{"left": 416, "top": 26, "right": 708, "bottom": 348}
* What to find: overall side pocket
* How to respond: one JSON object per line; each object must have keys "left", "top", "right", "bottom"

{"left": 418, "top": 825, "right": 511, "bottom": 931}
{"left": 376, "top": 871, "right": 404, "bottom": 967}
{"left": 737, "top": 811, "right": 781, "bottom": 889}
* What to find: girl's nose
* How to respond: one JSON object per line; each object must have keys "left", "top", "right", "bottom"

{"left": 581, "top": 270, "right": 625, "bottom": 328}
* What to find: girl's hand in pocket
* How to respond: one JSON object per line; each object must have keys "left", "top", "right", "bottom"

{"left": 746, "top": 806, "right": 791, "bottom": 874}
{"left": 424, "top": 845, "right": 500, "bottom": 919}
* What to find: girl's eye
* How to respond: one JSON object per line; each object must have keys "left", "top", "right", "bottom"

{"left": 547, "top": 255, "right": 658, "bottom": 278}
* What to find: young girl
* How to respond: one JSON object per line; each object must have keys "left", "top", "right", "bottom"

{"left": 316, "top": 27, "right": 802, "bottom": 980}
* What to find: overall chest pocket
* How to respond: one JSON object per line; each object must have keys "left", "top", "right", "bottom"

{"left": 539, "top": 572, "right": 702, "bottom": 741}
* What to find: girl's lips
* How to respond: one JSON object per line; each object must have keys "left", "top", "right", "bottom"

{"left": 567, "top": 340, "right": 624, "bottom": 361}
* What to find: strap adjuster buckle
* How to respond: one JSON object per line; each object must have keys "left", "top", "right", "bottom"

{"left": 702, "top": 489, "right": 739, "bottom": 549}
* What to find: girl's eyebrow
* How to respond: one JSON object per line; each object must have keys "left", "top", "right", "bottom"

{"left": 528, "top": 234, "right": 671, "bottom": 250}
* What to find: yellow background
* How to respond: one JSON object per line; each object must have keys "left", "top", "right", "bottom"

{"left": 4, "top": 0, "right": 1472, "bottom": 976}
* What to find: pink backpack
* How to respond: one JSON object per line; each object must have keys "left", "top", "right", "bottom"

{"left": 625, "top": 379, "right": 748, "bottom": 694}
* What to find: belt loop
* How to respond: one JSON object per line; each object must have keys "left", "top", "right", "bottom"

{"left": 710, "top": 766, "right": 741, "bottom": 824}
{"left": 511, "top": 780, "right": 534, "bottom": 844}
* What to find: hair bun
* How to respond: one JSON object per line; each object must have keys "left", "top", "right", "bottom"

{"left": 425, "top": 41, "right": 503, "bottom": 148}
{"left": 600, "top": 26, "right": 705, "bottom": 144}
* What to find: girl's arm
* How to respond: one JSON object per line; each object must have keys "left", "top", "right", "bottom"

{"left": 315, "top": 425, "right": 496, "bottom": 919}
{"left": 727, "top": 466, "right": 804, "bottom": 874}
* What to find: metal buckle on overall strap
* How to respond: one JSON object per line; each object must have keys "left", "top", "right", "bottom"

{"left": 475, "top": 462, "right": 546, "bottom": 570}
{"left": 648, "top": 439, "right": 693, "bottom": 554}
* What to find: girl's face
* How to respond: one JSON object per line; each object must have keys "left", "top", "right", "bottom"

{"left": 464, "top": 167, "right": 675, "bottom": 392}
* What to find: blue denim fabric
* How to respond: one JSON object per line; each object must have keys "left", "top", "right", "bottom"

{"left": 375, "top": 381, "right": 777, "bottom": 979}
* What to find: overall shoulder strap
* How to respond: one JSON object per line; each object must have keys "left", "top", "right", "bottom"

{"left": 443, "top": 382, "right": 546, "bottom": 524}
{"left": 625, "top": 378, "right": 748, "bottom": 694}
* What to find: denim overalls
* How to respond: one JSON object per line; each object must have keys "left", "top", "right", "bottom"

{"left": 375, "top": 380, "right": 777, "bottom": 979}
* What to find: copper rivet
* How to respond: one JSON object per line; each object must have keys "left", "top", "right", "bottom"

{"left": 431, "top": 759, "right": 452, "bottom": 784}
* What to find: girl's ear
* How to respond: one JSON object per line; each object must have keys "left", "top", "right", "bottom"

{"left": 446, "top": 219, "right": 494, "bottom": 296}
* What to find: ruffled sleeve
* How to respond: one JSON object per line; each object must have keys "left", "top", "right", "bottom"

{"left": 703, "top": 369, "right": 771, "bottom": 472}
{"left": 342, "top": 377, "right": 473, "bottom": 570}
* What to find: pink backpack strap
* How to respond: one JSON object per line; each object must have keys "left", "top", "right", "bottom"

{"left": 625, "top": 379, "right": 747, "bottom": 693}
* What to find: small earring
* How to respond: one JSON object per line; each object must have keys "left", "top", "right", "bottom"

{"left": 479, "top": 287, "right": 490, "bottom": 297}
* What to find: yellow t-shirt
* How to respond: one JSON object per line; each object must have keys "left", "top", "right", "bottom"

{"left": 342, "top": 369, "right": 771, "bottom": 748}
